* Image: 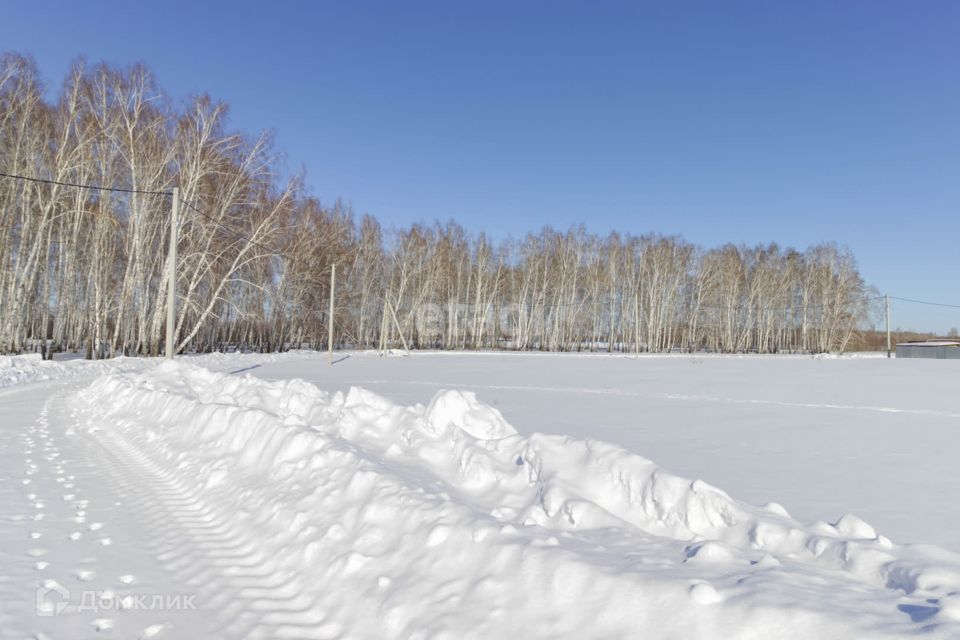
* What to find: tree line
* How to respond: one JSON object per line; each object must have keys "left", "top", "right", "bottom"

{"left": 0, "top": 54, "right": 876, "bottom": 358}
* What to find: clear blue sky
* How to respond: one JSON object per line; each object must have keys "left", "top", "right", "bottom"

{"left": 2, "top": 1, "right": 959, "bottom": 332}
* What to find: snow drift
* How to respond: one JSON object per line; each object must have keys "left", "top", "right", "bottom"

{"left": 73, "top": 361, "right": 960, "bottom": 638}
{"left": 0, "top": 350, "right": 315, "bottom": 389}
{"left": 0, "top": 353, "right": 146, "bottom": 388}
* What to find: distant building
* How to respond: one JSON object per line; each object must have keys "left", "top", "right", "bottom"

{"left": 895, "top": 340, "right": 960, "bottom": 359}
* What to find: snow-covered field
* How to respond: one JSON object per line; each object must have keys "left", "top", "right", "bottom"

{"left": 251, "top": 351, "right": 960, "bottom": 551}
{"left": 2, "top": 350, "right": 960, "bottom": 638}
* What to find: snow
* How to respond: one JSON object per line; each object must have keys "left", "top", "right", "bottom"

{"left": 0, "top": 352, "right": 141, "bottom": 388}
{"left": 0, "top": 349, "right": 318, "bottom": 389}
{"left": 2, "top": 351, "right": 960, "bottom": 637}
{"left": 250, "top": 351, "right": 960, "bottom": 550}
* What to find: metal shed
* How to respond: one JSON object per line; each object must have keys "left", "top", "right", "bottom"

{"left": 895, "top": 340, "right": 960, "bottom": 359}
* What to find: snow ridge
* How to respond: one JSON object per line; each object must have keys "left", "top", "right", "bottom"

{"left": 0, "top": 353, "right": 144, "bottom": 388}
{"left": 74, "top": 362, "right": 960, "bottom": 638}
{"left": 0, "top": 350, "right": 317, "bottom": 389}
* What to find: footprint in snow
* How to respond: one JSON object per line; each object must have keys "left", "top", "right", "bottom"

{"left": 41, "top": 578, "right": 63, "bottom": 590}
{"left": 76, "top": 569, "right": 96, "bottom": 582}
{"left": 140, "top": 623, "right": 170, "bottom": 638}
{"left": 92, "top": 618, "right": 114, "bottom": 632}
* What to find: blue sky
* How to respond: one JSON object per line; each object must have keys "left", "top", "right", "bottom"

{"left": 2, "top": 1, "right": 959, "bottom": 331}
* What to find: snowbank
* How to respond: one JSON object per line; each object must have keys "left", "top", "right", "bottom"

{"left": 0, "top": 350, "right": 316, "bottom": 389}
{"left": 74, "top": 362, "right": 960, "bottom": 638}
{"left": 0, "top": 353, "right": 145, "bottom": 388}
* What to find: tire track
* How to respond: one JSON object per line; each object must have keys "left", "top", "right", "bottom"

{"left": 80, "top": 407, "right": 337, "bottom": 639}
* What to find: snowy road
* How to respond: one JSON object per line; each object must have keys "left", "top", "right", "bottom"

{"left": 0, "top": 379, "right": 203, "bottom": 637}
{"left": 0, "top": 353, "right": 323, "bottom": 638}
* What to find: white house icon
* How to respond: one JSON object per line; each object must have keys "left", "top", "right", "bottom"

{"left": 36, "top": 581, "right": 70, "bottom": 617}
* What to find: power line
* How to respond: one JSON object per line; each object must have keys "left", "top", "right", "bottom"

{"left": 2, "top": 171, "right": 956, "bottom": 305}
{"left": 889, "top": 296, "right": 960, "bottom": 309}
{"left": 2, "top": 170, "right": 273, "bottom": 255}
{"left": 0, "top": 171, "right": 171, "bottom": 196}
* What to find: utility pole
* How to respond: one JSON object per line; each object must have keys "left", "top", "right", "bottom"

{"left": 328, "top": 263, "right": 336, "bottom": 365}
{"left": 386, "top": 299, "right": 411, "bottom": 353}
{"left": 885, "top": 293, "right": 891, "bottom": 358}
{"left": 166, "top": 187, "right": 179, "bottom": 359}
{"left": 378, "top": 298, "right": 388, "bottom": 356}
{"left": 634, "top": 295, "right": 640, "bottom": 357}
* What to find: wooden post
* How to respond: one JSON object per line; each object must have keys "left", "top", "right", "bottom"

{"left": 387, "top": 299, "right": 411, "bottom": 354}
{"left": 328, "top": 263, "right": 336, "bottom": 364}
{"left": 378, "top": 296, "right": 388, "bottom": 356}
{"left": 634, "top": 294, "right": 640, "bottom": 357}
{"left": 166, "top": 187, "right": 179, "bottom": 359}
{"left": 885, "top": 294, "right": 891, "bottom": 358}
